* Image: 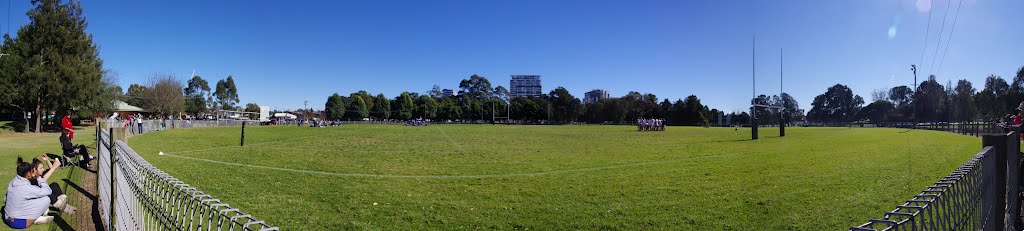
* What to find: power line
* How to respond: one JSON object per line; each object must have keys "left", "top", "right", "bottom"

{"left": 935, "top": 0, "right": 965, "bottom": 75}
{"left": 918, "top": 2, "right": 936, "bottom": 75}
{"left": 928, "top": 0, "right": 954, "bottom": 75}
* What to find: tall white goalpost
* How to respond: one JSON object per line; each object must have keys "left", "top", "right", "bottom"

{"left": 750, "top": 35, "right": 786, "bottom": 140}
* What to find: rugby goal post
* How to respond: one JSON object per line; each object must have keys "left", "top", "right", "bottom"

{"left": 750, "top": 35, "right": 787, "bottom": 140}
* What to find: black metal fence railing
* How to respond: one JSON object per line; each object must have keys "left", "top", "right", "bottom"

{"left": 96, "top": 120, "right": 278, "bottom": 231}
{"left": 851, "top": 130, "right": 1021, "bottom": 231}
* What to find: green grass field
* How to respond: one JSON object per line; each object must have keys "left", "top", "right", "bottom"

{"left": 126, "top": 125, "right": 980, "bottom": 230}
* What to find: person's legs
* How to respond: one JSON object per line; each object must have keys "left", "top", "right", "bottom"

{"left": 48, "top": 183, "right": 63, "bottom": 204}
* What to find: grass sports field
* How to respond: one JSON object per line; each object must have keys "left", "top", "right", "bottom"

{"left": 127, "top": 124, "right": 979, "bottom": 230}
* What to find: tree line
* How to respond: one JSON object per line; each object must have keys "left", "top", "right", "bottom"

{"left": 117, "top": 74, "right": 246, "bottom": 118}
{"left": 321, "top": 74, "right": 750, "bottom": 126}
{"left": 806, "top": 66, "right": 1024, "bottom": 124}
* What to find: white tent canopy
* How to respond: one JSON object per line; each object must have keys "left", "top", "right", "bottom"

{"left": 272, "top": 112, "right": 297, "bottom": 119}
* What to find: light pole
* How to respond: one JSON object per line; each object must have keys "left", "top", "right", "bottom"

{"left": 911, "top": 65, "right": 917, "bottom": 128}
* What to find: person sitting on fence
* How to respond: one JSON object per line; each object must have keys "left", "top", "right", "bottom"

{"left": 3, "top": 156, "right": 77, "bottom": 229}
{"left": 60, "top": 129, "right": 93, "bottom": 168}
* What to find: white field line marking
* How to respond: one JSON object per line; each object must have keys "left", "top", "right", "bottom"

{"left": 433, "top": 125, "right": 466, "bottom": 153}
{"left": 167, "top": 132, "right": 334, "bottom": 155}
{"left": 162, "top": 152, "right": 729, "bottom": 179}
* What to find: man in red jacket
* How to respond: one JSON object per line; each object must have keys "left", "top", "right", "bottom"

{"left": 61, "top": 110, "right": 73, "bottom": 140}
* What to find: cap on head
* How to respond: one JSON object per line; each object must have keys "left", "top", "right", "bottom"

{"left": 1018, "top": 101, "right": 1024, "bottom": 111}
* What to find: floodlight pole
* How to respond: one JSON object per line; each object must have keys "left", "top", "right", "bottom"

{"left": 911, "top": 65, "right": 917, "bottom": 129}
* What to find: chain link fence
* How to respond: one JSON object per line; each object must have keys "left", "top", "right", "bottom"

{"left": 851, "top": 130, "right": 1021, "bottom": 231}
{"left": 96, "top": 120, "right": 277, "bottom": 231}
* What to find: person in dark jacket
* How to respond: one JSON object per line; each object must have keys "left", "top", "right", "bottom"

{"left": 59, "top": 129, "right": 93, "bottom": 168}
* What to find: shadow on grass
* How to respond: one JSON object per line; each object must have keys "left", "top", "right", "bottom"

{"left": 49, "top": 213, "right": 73, "bottom": 231}
{"left": 61, "top": 179, "right": 102, "bottom": 231}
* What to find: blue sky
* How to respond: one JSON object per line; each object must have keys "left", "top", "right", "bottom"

{"left": 4, "top": 0, "right": 1023, "bottom": 112}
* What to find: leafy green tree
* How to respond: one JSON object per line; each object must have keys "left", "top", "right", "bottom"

{"left": 548, "top": 87, "right": 581, "bottom": 122}
{"left": 951, "top": 79, "right": 976, "bottom": 121}
{"left": 373, "top": 93, "right": 391, "bottom": 120}
{"left": 416, "top": 95, "right": 438, "bottom": 119}
{"left": 457, "top": 95, "right": 480, "bottom": 121}
{"left": 349, "top": 90, "right": 374, "bottom": 114}
{"left": 667, "top": 99, "right": 685, "bottom": 125}
{"left": 438, "top": 98, "right": 462, "bottom": 121}
{"left": 888, "top": 86, "right": 914, "bottom": 106}
{"left": 325, "top": 93, "right": 345, "bottom": 120}
{"left": 458, "top": 74, "right": 493, "bottom": 100}
{"left": 913, "top": 75, "right": 947, "bottom": 122}
{"left": 976, "top": 75, "right": 1010, "bottom": 120}
{"left": 657, "top": 99, "right": 672, "bottom": 120}
{"left": 683, "top": 95, "right": 708, "bottom": 125}
{"left": 244, "top": 103, "right": 260, "bottom": 119}
{"left": 604, "top": 98, "right": 629, "bottom": 124}
{"left": 750, "top": 94, "right": 772, "bottom": 124}
{"left": 780, "top": 93, "right": 801, "bottom": 122}
{"left": 855, "top": 100, "right": 895, "bottom": 122}
{"left": 124, "top": 84, "right": 147, "bottom": 106}
{"left": 3, "top": 0, "right": 107, "bottom": 132}
{"left": 395, "top": 92, "right": 415, "bottom": 120}
{"left": 214, "top": 76, "right": 239, "bottom": 110}
{"left": 511, "top": 97, "right": 543, "bottom": 121}
{"left": 886, "top": 86, "right": 914, "bottom": 121}
{"left": 185, "top": 75, "right": 211, "bottom": 116}
{"left": 806, "top": 84, "right": 864, "bottom": 123}
{"left": 494, "top": 86, "right": 510, "bottom": 102}
{"left": 347, "top": 96, "right": 369, "bottom": 120}
{"left": 428, "top": 85, "right": 445, "bottom": 99}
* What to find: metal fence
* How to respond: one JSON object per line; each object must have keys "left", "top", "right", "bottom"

{"left": 851, "top": 130, "right": 1021, "bottom": 231}
{"left": 114, "top": 119, "right": 259, "bottom": 137}
{"left": 914, "top": 122, "right": 1001, "bottom": 137}
{"left": 96, "top": 120, "right": 278, "bottom": 231}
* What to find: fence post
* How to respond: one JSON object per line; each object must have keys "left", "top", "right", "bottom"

{"left": 240, "top": 121, "right": 246, "bottom": 146}
{"left": 1008, "top": 130, "right": 1022, "bottom": 230}
{"left": 780, "top": 118, "right": 785, "bottom": 137}
{"left": 108, "top": 127, "right": 116, "bottom": 231}
{"left": 982, "top": 134, "right": 1008, "bottom": 230}
{"left": 751, "top": 118, "right": 758, "bottom": 140}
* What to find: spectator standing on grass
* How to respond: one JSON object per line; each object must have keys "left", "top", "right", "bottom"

{"left": 137, "top": 114, "right": 144, "bottom": 134}
{"left": 3, "top": 156, "right": 77, "bottom": 229}
{"left": 60, "top": 111, "right": 73, "bottom": 140}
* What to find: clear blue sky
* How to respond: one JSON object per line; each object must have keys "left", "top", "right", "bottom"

{"left": 4, "top": 0, "right": 1022, "bottom": 112}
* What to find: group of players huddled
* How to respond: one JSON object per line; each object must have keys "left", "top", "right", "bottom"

{"left": 637, "top": 118, "right": 665, "bottom": 131}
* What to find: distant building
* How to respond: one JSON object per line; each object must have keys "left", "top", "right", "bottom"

{"left": 442, "top": 89, "right": 455, "bottom": 97}
{"left": 510, "top": 75, "right": 542, "bottom": 97}
{"left": 583, "top": 89, "right": 609, "bottom": 104}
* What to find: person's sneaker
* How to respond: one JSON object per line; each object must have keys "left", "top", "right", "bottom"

{"left": 34, "top": 215, "right": 53, "bottom": 224}
{"left": 53, "top": 194, "right": 68, "bottom": 209}
{"left": 60, "top": 204, "right": 77, "bottom": 215}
